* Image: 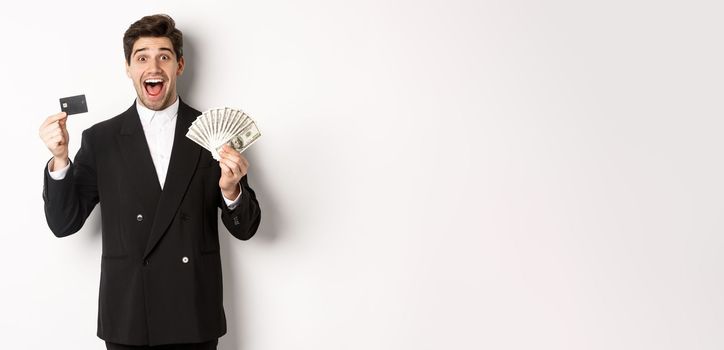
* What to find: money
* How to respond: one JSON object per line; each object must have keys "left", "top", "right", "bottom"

{"left": 185, "top": 107, "right": 262, "bottom": 160}
{"left": 227, "top": 122, "right": 261, "bottom": 154}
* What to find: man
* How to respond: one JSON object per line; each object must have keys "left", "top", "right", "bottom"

{"left": 38, "top": 14, "right": 261, "bottom": 349}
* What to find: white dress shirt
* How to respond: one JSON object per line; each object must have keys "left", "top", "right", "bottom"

{"left": 48, "top": 97, "right": 241, "bottom": 208}
{"left": 136, "top": 97, "right": 177, "bottom": 189}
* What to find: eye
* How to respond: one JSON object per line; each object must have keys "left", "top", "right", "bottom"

{"left": 137, "top": 56, "right": 147, "bottom": 62}
{"left": 160, "top": 55, "right": 170, "bottom": 61}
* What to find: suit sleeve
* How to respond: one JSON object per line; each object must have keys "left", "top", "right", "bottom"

{"left": 42, "top": 129, "right": 99, "bottom": 237}
{"left": 219, "top": 175, "right": 261, "bottom": 240}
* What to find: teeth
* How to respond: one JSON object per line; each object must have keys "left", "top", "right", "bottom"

{"left": 145, "top": 79, "right": 163, "bottom": 84}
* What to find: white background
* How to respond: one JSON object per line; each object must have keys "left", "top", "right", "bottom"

{"left": 0, "top": 0, "right": 722, "bottom": 349}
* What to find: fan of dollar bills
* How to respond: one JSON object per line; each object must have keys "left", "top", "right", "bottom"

{"left": 185, "top": 107, "right": 261, "bottom": 160}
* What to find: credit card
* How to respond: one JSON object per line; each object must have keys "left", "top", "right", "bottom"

{"left": 59, "top": 94, "right": 88, "bottom": 115}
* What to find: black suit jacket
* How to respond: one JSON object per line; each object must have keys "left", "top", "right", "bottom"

{"left": 42, "top": 100, "right": 261, "bottom": 346}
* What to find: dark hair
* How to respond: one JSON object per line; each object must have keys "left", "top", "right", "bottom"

{"left": 123, "top": 14, "right": 183, "bottom": 64}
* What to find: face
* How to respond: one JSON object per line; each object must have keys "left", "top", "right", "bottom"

{"left": 126, "top": 36, "right": 185, "bottom": 111}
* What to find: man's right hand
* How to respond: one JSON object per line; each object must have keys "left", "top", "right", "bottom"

{"left": 39, "top": 112, "right": 70, "bottom": 171}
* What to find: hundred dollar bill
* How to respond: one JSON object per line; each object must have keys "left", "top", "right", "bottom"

{"left": 221, "top": 122, "right": 261, "bottom": 155}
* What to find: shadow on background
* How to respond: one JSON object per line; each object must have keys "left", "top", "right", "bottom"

{"left": 181, "top": 33, "right": 283, "bottom": 350}
{"left": 219, "top": 146, "right": 281, "bottom": 350}
{"left": 177, "top": 32, "right": 199, "bottom": 108}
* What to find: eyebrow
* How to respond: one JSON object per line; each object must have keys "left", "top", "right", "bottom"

{"left": 132, "top": 47, "right": 175, "bottom": 57}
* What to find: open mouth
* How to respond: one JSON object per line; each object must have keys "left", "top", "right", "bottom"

{"left": 144, "top": 78, "right": 165, "bottom": 98}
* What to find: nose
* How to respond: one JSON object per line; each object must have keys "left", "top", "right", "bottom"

{"left": 148, "top": 58, "right": 162, "bottom": 73}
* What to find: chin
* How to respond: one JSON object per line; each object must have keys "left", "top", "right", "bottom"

{"left": 139, "top": 96, "right": 168, "bottom": 111}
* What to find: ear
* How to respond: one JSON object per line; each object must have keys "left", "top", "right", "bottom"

{"left": 176, "top": 56, "right": 185, "bottom": 76}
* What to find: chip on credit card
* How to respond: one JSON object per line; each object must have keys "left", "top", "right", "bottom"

{"left": 59, "top": 94, "right": 88, "bottom": 115}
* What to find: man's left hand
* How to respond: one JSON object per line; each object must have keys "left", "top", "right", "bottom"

{"left": 218, "top": 144, "right": 248, "bottom": 200}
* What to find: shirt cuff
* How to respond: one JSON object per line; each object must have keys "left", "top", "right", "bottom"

{"left": 222, "top": 184, "right": 243, "bottom": 210}
{"left": 48, "top": 159, "right": 70, "bottom": 180}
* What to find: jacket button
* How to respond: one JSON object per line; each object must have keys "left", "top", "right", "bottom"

{"left": 182, "top": 257, "right": 189, "bottom": 264}
{"left": 143, "top": 259, "right": 149, "bottom": 266}
{"left": 136, "top": 214, "right": 143, "bottom": 222}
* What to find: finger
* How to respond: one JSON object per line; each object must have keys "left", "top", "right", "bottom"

{"left": 219, "top": 144, "right": 241, "bottom": 157}
{"left": 218, "top": 149, "right": 242, "bottom": 167}
{"left": 40, "top": 120, "right": 67, "bottom": 140}
{"left": 40, "top": 124, "right": 62, "bottom": 140}
{"left": 233, "top": 154, "right": 249, "bottom": 173}
{"left": 221, "top": 159, "right": 246, "bottom": 180}
{"left": 53, "top": 132, "right": 66, "bottom": 143}
{"left": 41, "top": 112, "right": 68, "bottom": 128}
{"left": 219, "top": 161, "right": 234, "bottom": 177}
{"left": 45, "top": 127, "right": 64, "bottom": 141}
{"left": 219, "top": 158, "right": 240, "bottom": 176}
{"left": 49, "top": 134, "right": 65, "bottom": 146}
{"left": 237, "top": 160, "right": 248, "bottom": 175}
{"left": 39, "top": 126, "right": 53, "bottom": 139}
{"left": 225, "top": 144, "right": 242, "bottom": 155}
{"left": 221, "top": 145, "right": 246, "bottom": 163}
{"left": 46, "top": 112, "right": 67, "bottom": 125}
{"left": 219, "top": 151, "right": 242, "bottom": 166}
{"left": 39, "top": 121, "right": 59, "bottom": 136}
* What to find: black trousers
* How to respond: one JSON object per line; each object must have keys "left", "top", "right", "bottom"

{"left": 105, "top": 339, "right": 218, "bottom": 350}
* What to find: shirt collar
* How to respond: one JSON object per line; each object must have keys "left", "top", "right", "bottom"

{"left": 136, "top": 97, "right": 180, "bottom": 124}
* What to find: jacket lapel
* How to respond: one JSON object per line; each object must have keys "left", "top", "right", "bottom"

{"left": 143, "top": 100, "right": 201, "bottom": 259}
{"left": 117, "top": 104, "right": 163, "bottom": 205}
